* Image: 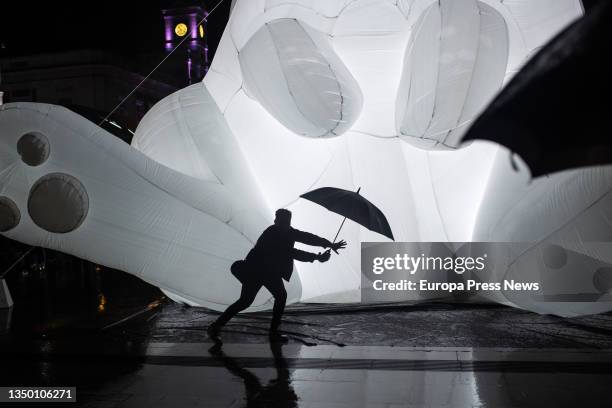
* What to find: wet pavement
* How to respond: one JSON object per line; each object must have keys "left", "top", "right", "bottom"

{"left": 148, "top": 301, "right": 612, "bottom": 348}
{"left": 3, "top": 300, "right": 612, "bottom": 407}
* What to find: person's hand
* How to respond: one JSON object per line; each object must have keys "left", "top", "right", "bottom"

{"left": 317, "top": 249, "right": 331, "bottom": 263}
{"left": 330, "top": 240, "right": 347, "bottom": 254}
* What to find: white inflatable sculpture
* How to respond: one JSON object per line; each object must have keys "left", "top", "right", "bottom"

{"left": 2, "top": 0, "right": 606, "bottom": 317}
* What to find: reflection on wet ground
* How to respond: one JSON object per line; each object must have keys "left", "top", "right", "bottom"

{"left": 5, "top": 338, "right": 612, "bottom": 407}
{"left": 208, "top": 341, "right": 298, "bottom": 408}
{"left": 3, "top": 272, "right": 612, "bottom": 407}
{"left": 0, "top": 306, "right": 11, "bottom": 333}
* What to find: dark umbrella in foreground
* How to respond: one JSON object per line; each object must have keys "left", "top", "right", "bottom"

{"left": 300, "top": 187, "right": 394, "bottom": 242}
{"left": 461, "top": 1, "right": 612, "bottom": 178}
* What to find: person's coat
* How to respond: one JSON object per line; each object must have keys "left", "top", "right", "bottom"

{"left": 245, "top": 225, "right": 331, "bottom": 281}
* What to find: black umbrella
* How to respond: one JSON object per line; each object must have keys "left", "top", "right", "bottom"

{"left": 461, "top": 1, "right": 612, "bottom": 178}
{"left": 300, "top": 187, "right": 394, "bottom": 242}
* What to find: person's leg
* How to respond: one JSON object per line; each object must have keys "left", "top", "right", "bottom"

{"left": 263, "top": 278, "right": 287, "bottom": 332}
{"left": 213, "top": 280, "right": 262, "bottom": 329}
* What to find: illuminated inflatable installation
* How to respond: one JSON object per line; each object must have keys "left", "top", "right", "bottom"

{"left": 2, "top": 0, "right": 604, "bottom": 317}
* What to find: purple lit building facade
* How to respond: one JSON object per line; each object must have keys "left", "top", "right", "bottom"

{"left": 162, "top": 5, "right": 210, "bottom": 85}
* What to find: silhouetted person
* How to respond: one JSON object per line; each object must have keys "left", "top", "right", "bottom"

{"left": 208, "top": 341, "right": 297, "bottom": 407}
{"left": 208, "top": 209, "right": 346, "bottom": 343}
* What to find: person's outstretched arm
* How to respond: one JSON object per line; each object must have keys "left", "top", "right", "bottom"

{"left": 292, "top": 229, "right": 347, "bottom": 253}
{"left": 292, "top": 248, "right": 331, "bottom": 263}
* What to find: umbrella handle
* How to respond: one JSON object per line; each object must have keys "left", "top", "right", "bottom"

{"left": 332, "top": 217, "right": 347, "bottom": 245}
{"left": 332, "top": 187, "right": 360, "bottom": 246}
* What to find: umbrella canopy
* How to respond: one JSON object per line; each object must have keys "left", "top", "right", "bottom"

{"left": 300, "top": 187, "right": 394, "bottom": 241}
{"left": 461, "top": 1, "right": 612, "bottom": 177}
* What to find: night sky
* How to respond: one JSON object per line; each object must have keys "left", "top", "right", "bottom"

{"left": 0, "top": 0, "right": 603, "bottom": 59}
{"left": 0, "top": 0, "right": 232, "bottom": 58}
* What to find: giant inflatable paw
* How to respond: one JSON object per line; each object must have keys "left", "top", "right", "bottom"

{"left": 0, "top": 100, "right": 301, "bottom": 311}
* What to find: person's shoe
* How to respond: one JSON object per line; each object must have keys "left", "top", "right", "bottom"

{"left": 207, "top": 323, "right": 222, "bottom": 343}
{"left": 269, "top": 330, "right": 289, "bottom": 344}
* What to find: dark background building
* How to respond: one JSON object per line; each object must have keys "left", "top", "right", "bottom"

{"left": 0, "top": 1, "right": 231, "bottom": 141}
{"left": 0, "top": 50, "right": 176, "bottom": 142}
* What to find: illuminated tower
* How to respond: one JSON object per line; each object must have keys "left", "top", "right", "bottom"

{"left": 162, "top": 3, "right": 209, "bottom": 85}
